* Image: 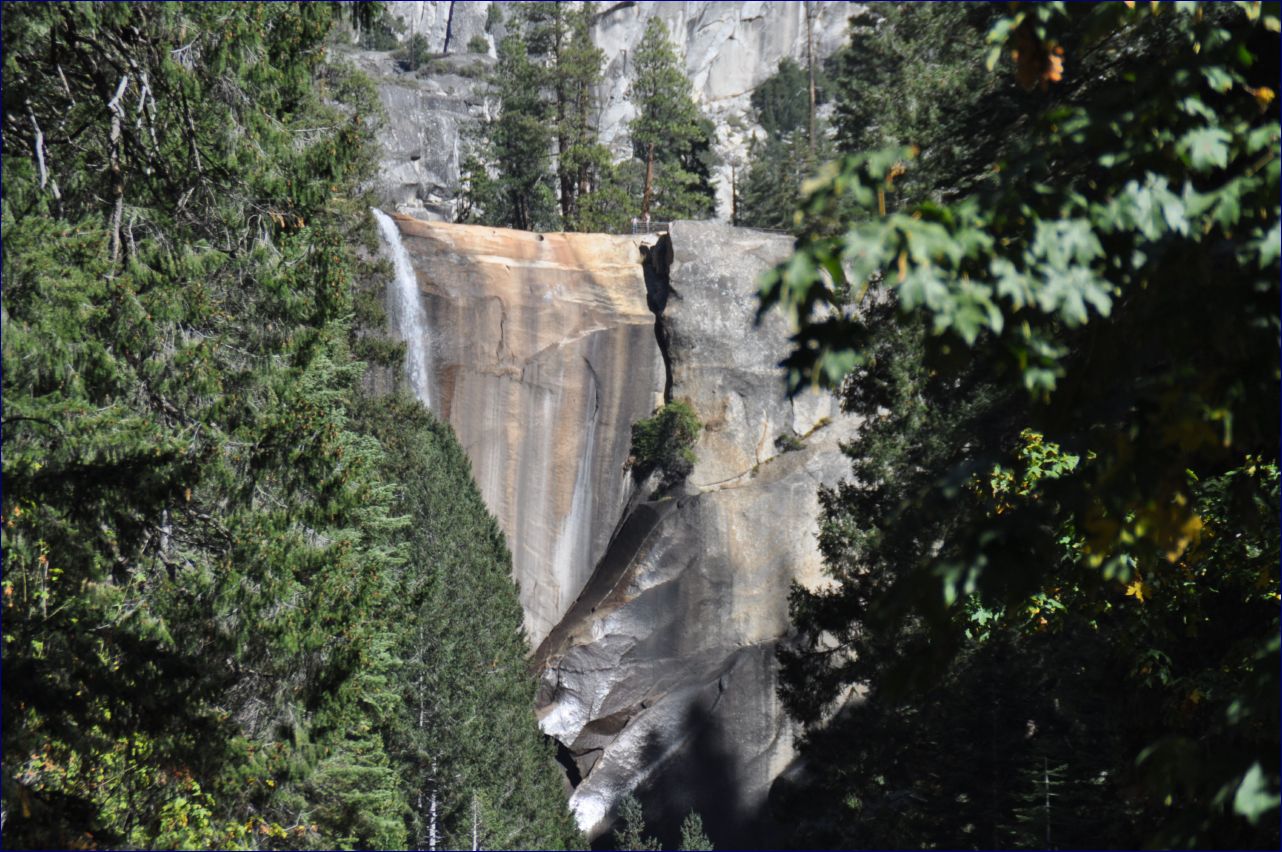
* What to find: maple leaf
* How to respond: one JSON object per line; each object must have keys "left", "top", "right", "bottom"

{"left": 1125, "top": 579, "right": 1151, "bottom": 603}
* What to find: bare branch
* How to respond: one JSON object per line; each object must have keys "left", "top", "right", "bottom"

{"left": 25, "top": 101, "right": 55, "bottom": 198}
{"left": 107, "top": 75, "right": 130, "bottom": 265}
{"left": 107, "top": 73, "right": 130, "bottom": 112}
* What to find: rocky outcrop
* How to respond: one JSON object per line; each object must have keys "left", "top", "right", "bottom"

{"left": 349, "top": 51, "right": 493, "bottom": 219}
{"left": 387, "top": 217, "right": 666, "bottom": 644}
{"left": 351, "top": 1, "right": 857, "bottom": 218}
{"left": 533, "top": 222, "right": 858, "bottom": 847}
{"left": 379, "top": 214, "right": 858, "bottom": 846}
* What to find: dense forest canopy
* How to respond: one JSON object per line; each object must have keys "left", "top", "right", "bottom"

{"left": 761, "top": 2, "right": 1279, "bottom": 848}
{"left": 1, "top": 3, "right": 576, "bottom": 848}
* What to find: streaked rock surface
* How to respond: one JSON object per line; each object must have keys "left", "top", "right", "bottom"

{"left": 534, "top": 222, "right": 858, "bottom": 847}
{"left": 383, "top": 215, "right": 857, "bottom": 846}
{"left": 387, "top": 216, "right": 665, "bottom": 644}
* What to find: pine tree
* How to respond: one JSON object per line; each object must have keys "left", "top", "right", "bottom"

{"left": 613, "top": 794, "right": 662, "bottom": 851}
{"left": 2, "top": 3, "right": 411, "bottom": 845}
{"left": 738, "top": 58, "right": 831, "bottom": 231}
{"left": 763, "top": 3, "right": 1280, "bottom": 848}
{"left": 460, "top": 28, "right": 560, "bottom": 230}
{"left": 3, "top": 4, "right": 580, "bottom": 849}
{"left": 359, "top": 397, "right": 582, "bottom": 850}
{"left": 516, "top": 1, "right": 619, "bottom": 231}
{"left": 628, "top": 17, "right": 717, "bottom": 221}
{"left": 679, "top": 811, "right": 714, "bottom": 851}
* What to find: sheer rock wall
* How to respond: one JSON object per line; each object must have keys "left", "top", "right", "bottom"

{"left": 387, "top": 215, "right": 857, "bottom": 847}
{"left": 388, "top": 216, "right": 665, "bottom": 644}
{"left": 532, "top": 222, "right": 857, "bottom": 846}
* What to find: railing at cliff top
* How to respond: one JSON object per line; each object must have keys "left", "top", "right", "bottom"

{"left": 629, "top": 220, "right": 672, "bottom": 235}
{"left": 627, "top": 220, "right": 793, "bottom": 236}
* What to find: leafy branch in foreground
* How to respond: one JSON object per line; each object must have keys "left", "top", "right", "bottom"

{"left": 763, "top": 3, "right": 1278, "bottom": 848}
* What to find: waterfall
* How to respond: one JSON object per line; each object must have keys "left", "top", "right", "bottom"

{"left": 372, "top": 208, "right": 433, "bottom": 408}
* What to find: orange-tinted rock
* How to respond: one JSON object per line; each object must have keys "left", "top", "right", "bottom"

{"left": 389, "top": 217, "right": 665, "bottom": 644}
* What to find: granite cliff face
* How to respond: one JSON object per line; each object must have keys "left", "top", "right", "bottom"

{"left": 383, "top": 217, "right": 665, "bottom": 644}
{"left": 354, "top": 1, "right": 855, "bottom": 219}
{"left": 533, "top": 223, "right": 856, "bottom": 846}
{"left": 376, "top": 215, "right": 857, "bottom": 847}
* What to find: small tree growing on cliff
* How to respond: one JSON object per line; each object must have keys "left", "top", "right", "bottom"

{"left": 680, "top": 811, "right": 714, "bottom": 851}
{"left": 628, "top": 17, "right": 717, "bottom": 221}
{"left": 628, "top": 400, "right": 701, "bottom": 491}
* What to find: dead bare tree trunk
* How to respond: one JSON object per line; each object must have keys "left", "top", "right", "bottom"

{"left": 25, "top": 101, "right": 62, "bottom": 203}
{"left": 641, "top": 141, "right": 655, "bottom": 221}
{"left": 805, "top": 1, "right": 817, "bottom": 156}
{"left": 428, "top": 787, "right": 439, "bottom": 851}
{"left": 107, "top": 74, "right": 130, "bottom": 266}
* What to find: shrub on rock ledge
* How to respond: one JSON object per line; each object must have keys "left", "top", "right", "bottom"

{"left": 628, "top": 400, "right": 701, "bottom": 490}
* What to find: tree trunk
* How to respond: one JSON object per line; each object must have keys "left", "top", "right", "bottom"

{"left": 428, "top": 790, "right": 439, "bottom": 851}
{"left": 805, "top": 1, "right": 817, "bottom": 156}
{"left": 730, "top": 164, "right": 738, "bottom": 226}
{"left": 576, "top": 88, "right": 592, "bottom": 204}
{"left": 555, "top": 8, "right": 573, "bottom": 222}
{"left": 107, "top": 74, "right": 129, "bottom": 266}
{"left": 641, "top": 141, "right": 655, "bottom": 221}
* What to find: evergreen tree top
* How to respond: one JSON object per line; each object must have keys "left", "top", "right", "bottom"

{"left": 629, "top": 17, "right": 703, "bottom": 148}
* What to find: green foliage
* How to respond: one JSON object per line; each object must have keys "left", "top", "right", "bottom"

{"left": 460, "top": 3, "right": 618, "bottom": 232}
{"left": 2, "top": 2, "right": 404, "bottom": 844}
{"left": 610, "top": 796, "right": 713, "bottom": 851}
{"left": 628, "top": 401, "right": 702, "bottom": 491}
{"left": 774, "top": 432, "right": 806, "bottom": 454}
{"left": 679, "top": 811, "right": 714, "bottom": 851}
{"left": 829, "top": 3, "right": 1025, "bottom": 204}
{"left": 459, "top": 32, "right": 560, "bottom": 231}
{"left": 750, "top": 57, "right": 822, "bottom": 140}
{"left": 764, "top": 3, "right": 1279, "bottom": 848}
{"left": 2, "top": 4, "right": 580, "bottom": 849}
{"left": 613, "top": 794, "right": 662, "bottom": 851}
{"left": 531, "top": 2, "right": 618, "bottom": 229}
{"left": 737, "top": 60, "right": 833, "bottom": 232}
{"left": 467, "top": 33, "right": 489, "bottom": 55}
{"left": 486, "top": 3, "right": 504, "bottom": 34}
{"left": 737, "top": 130, "right": 832, "bottom": 232}
{"left": 394, "top": 32, "right": 434, "bottom": 71}
{"left": 568, "top": 158, "right": 637, "bottom": 233}
{"left": 358, "top": 6, "right": 406, "bottom": 51}
{"left": 629, "top": 17, "right": 718, "bottom": 221}
{"left": 358, "top": 397, "right": 583, "bottom": 851}
{"left": 461, "top": 6, "right": 715, "bottom": 231}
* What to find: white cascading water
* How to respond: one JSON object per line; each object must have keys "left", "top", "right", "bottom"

{"left": 372, "top": 208, "right": 433, "bottom": 408}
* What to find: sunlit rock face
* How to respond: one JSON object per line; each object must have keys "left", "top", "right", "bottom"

{"left": 382, "top": 214, "right": 859, "bottom": 847}
{"left": 534, "top": 222, "right": 858, "bottom": 848}
{"left": 349, "top": 51, "right": 493, "bottom": 220}
{"left": 388, "top": 216, "right": 665, "bottom": 644}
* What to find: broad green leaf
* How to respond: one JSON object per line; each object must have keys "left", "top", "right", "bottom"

{"left": 1234, "top": 763, "right": 1281, "bottom": 824}
{"left": 1178, "top": 127, "right": 1232, "bottom": 172}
